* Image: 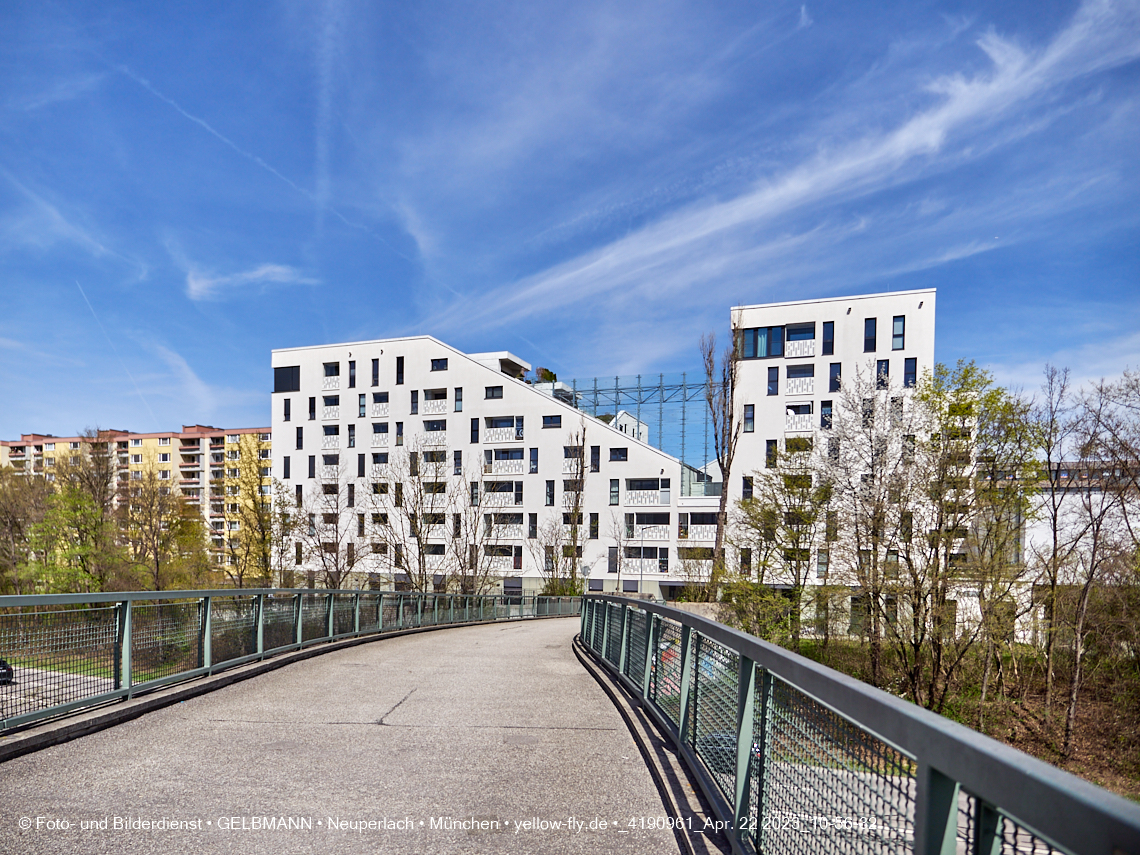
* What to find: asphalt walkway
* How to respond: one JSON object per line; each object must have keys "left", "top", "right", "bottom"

{"left": 0, "top": 617, "right": 678, "bottom": 855}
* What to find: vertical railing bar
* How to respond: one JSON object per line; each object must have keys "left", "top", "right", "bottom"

{"left": 678, "top": 624, "right": 695, "bottom": 746}
{"left": 733, "top": 655, "right": 757, "bottom": 843}
{"left": 915, "top": 763, "right": 961, "bottom": 855}
{"left": 293, "top": 593, "right": 303, "bottom": 647}
{"left": 601, "top": 602, "right": 612, "bottom": 663}
{"left": 119, "top": 598, "right": 133, "bottom": 698}
{"left": 618, "top": 603, "right": 630, "bottom": 676}
{"left": 641, "top": 610, "right": 657, "bottom": 700}
{"left": 255, "top": 593, "right": 265, "bottom": 657}
{"left": 353, "top": 592, "right": 360, "bottom": 636}
{"left": 754, "top": 668, "right": 772, "bottom": 851}
{"left": 975, "top": 800, "right": 1002, "bottom": 855}
{"left": 325, "top": 592, "right": 335, "bottom": 640}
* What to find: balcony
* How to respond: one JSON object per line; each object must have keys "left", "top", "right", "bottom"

{"left": 483, "top": 492, "right": 517, "bottom": 508}
{"left": 370, "top": 434, "right": 389, "bottom": 448}
{"left": 320, "top": 465, "right": 338, "bottom": 480}
{"left": 322, "top": 376, "right": 340, "bottom": 391}
{"left": 422, "top": 399, "right": 447, "bottom": 415}
{"left": 785, "top": 412, "right": 813, "bottom": 432}
{"left": 626, "top": 489, "right": 669, "bottom": 506}
{"left": 484, "top": 427, "right": 522, "bottom": 443}
{"left": 492, "top": 524, "right": 524, "bottom": 540}
{"left": 371, "top": 402, "right": 389, "bottom": 418}
{"left": 622, "top": 557, "right": 666, "bottom": 575}
{"left": 785, "top": 339, "right": 815, "bottom": 358}
{"left": 683, "top": 524, "right": 718, "bottom": 542}
{"left": 321, "top": 436, "right": 340, "bottom": 450}
{"left": 485, "top": 459, "right": 524, "bottom": 475}
{"left": 371, "top": 464, "right": 389, "bottom": 479}
{"left": 786, "top": 377, "right": 814, "bottom": 396}
{"left": 562, "top": 458, "right": 585, "bottom": 475}
{"left": 180, "top": 460, "right": 199, "bottom": 468}
{"left": 322, "top": 407, "right": 340, "bottom": 420}
{"left": 631, "top": 524, "right": 670, "bottom": 541}
{"left": 414, "top": 433, "right": 447, "bottom": 448}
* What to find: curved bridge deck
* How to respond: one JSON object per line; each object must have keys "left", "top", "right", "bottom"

{"left": 1, "top": 619, "right": 677, "bottom": 855}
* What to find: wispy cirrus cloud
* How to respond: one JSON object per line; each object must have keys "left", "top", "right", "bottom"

{"left": 431, "top": 0, "right": 1140, "bottom": 345}
{"left": 184, "top": 262, "right": 319, "bottom": 301}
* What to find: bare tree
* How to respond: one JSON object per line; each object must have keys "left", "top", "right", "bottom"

{"left": 223, "top": 433, "right": 275, "bottom": 587}
{"left": 120, "top": 466, "right": 212, "bottom": 591}
{"left": 701, "top": 331, "right": 741, "bottom": 599}
{"left": 295, "top": 458, "right": 360, "bottom": 589}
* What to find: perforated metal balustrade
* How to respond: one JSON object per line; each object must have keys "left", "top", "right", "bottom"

{"left": 579, "top": 595, "right": 1140, "bottom": 855}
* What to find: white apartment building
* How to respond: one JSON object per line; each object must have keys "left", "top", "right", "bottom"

{"left": 271, "top": 337, "right": 719, "bottom": 598}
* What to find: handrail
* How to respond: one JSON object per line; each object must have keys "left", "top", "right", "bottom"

{"left": 580, "top": 594, "right": 1140, "bottom": 855}
{"left": 0, "top": 590, "right": 579, "bottom": 732}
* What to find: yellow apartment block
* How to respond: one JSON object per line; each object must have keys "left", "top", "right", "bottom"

{"left": 0, "top": 425, "right": 272, "bottom": 565}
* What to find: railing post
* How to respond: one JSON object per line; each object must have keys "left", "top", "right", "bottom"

{"left": 198, "top": 596, "right": 213, "bottom": 671}
{"left": 641, "top": 611, "right": 657, "bottom": 699}
{"left": 254, "top": 593, "right": 265, "bottom": 657}
{"left": 449, "top": 594, "right": 455, "bottom": 625}
{"left": 975, "top": 800, "right": 1002, "bottom": 855}
{"left": 378, "top": 593, "right": 386, "bottom": 632}
{"left": 353, "top": 592, "right": 360, "bottom": 635}
{"left": 678, "top": 625, "right": 695, "bottom": 746}
{"left": 416, "top": 593, "right": 423, "bottom": 627}
{"left": 326, "top": 592, "right": 335, "bottom": 639}
{"left": 753, "top": 669, "right": 772, "bottom": 844}
{"left": 294, "top": 593, "right": 303, "bottom": 646}
{"left": 397, "top": 594, "right": 404, "bottom": 629}
{"left": 914, "top": 763, "right": 960, "bottom": 855}
{"left": 117, "top": 599, "right": 133, "bottom": 697}
{"left": 618, "top": 604, "right": 630, "bottom": 675}
{"left": 733, "top": 655, "right": 757, "bottom": 840}
{"left": 601, "top": 602, "right": 612, "bottom": 662}
{"left": 580, "top": 597, "right": 588, "bottom": 638}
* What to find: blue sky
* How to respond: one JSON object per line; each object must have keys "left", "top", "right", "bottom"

{"left": 1, "top": 0, "right": 1137, "bottom": 437}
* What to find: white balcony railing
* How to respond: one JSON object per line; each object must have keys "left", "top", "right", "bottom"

{"left": 486, "top": 554, "right": 514, "bottom": 571}
{"left": 414, "top": 433, "right": 447, "bottom": 448}
{"left": 786, "top": 377, "right": 814, "bottom": 396}
{"left": 493, "top": 524, "right": 524, "bottom": 540}
{"left": 622, "top": 558, "right": 663, "bottom": 575}
{"left": 626, "top": 489, "right": 669, "bottom": 506}
{"left": 321, "top": 436, "right": 341, "bottom": 450}
{"left": 685, "top": 524, "right": 718, "bottom": 542}
{"left": 370, "top": 433, "right": 389, "bottom": 448}
{"left": 322, "top": 376, "right": 340, "bottom": 391}
{"left": 562, "top": 458, "right": 585, "bottom": 474}
{"left": 371, "top": 402, "right": 389, "bottom": 418}
{"left": 322, "top": 406, "right": 340, "bottom": 420}
{"left": 484, "top": 427, "right": 522, "bottom": 443}
{"left": 785, "top": 412, "right": 813, "bottom": 432}
{"left": 371, "top": 464, "right": 389, "bottom": 479}
{"left": 422, "top": 399, "right": 447, "bottom": 415}
{"left": 483, "top": 492, "right": 516, "bottom": 507}
{"left": 320, "top": 465, "right": 338, "bottom": 480}
{"left": 632, "top": 524, "right": 670, "bottom": 541}
{"left": 785, "top": 339, "right": 815, "bottom": 358}
{"left": 485, "top": 459, "right": 524, "bottom": 475}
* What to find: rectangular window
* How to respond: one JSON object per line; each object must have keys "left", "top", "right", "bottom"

{"left": 359, "top": 394, "right": 366, "bottom": 418}
{"left": 528, "top": 513, "right": 538, "bottom": 539}
{"left": 424, "top": 419, "right": 446, "bottom": 432}
{"left": 529, "top": 447, "right": 538, "bottom": 474}
{"left": 347, "top": 424, "right": 356, "bottom": 448}
{"left": 545, "top": 480, "right": 555, "bottom": 506}
{"left": 410, "top": 390, "right": 418, "bottom": 414}
{"left": 454, "top": 387, "right": 463, "bottom": 412}
{"left": 609, "top": 447, "right": 628, "bottom": 461}
{"left": 609, "top": 478, "right": 619, "bottom": 505}
{"left": 766, "top": 439, "right": 778, "bottom": 468}
{"left": 431, "top": 358, "right": 448, "bottom": 371}
{"left": 308, "top": 455, "right": 316, "bottom": 479}
{"left": 348, "top": 360, "right": 356, "bottom": 388}
{"left": 741, "top": 548, "right": 752, "bottom": 575}
{"left": 589, "top": 513, "right": 599, "bottom": 539}
{"left": 284, "top": 398, "right": 291, "bottom": 421}
{"left": 877, "top": 360, "right": 889, "bottom": 390}
{"left": 590, "top": 446, "right": 600, "bottom": 473}
{"left": 394, "top": 483, "right": 403, "bottom": 507}
{"left": 829, "top": 363, "right": 841, "bottom": 393}
{"left": 817, "top": 549, "right": 829, "bottom": 579}
{"left": 283, "top": 456, "right": 291, "bottom": 479}
{"left": 372, "top": 358, "right": 379, "bottom": 386}
{"left": 323, "top": 394, "right": 340, "bottom": 408}
{"left": 347, "top": 484, "right": 355, "bottom": 507}
{"left": 739, "top": 326, "right": 784, "bottom": 359}
{"left": 372, "top": 422, "right": 388, "bottom": 435}
{"left": 309, "top": 397, "right": 316, "bottom": 420}
{"left": 373, "top": 452, "right": 388, "bottom": 464}
{"left": 864, "top": 318, "right": 877, "bottom": 352}
{"left": 396, "top": 356, "right": 404, "bottom": 385}
{"left": 454, "top": 450, "right": 463, "bottom": 475}
{"left": 373, "top": 391, "right": 388, "bottom": 404}
{"left": 296, "top": 426, "right": 303, "bottom": 450}
{"left": 396, "top": 422, "right": 403, "bottom": 445}
{"left": 892, "top": 316, "right": 905, "bottom": 350}
{"left": 785, "top": 322, "right": 815, "bottom": 341}
{"left": 904, "top": 357, "right": 917, "bottom": 388}
{"left": 787, "top": 364, "right": 814, "bottom": 379}
{"left": 822, "top": 321, "right": 834, "bottom": 356}
{"left": 767, "top": 366, "right": 778, "bottom": 396}
{"left": 821, "top": 400, "right": 833, "bottom": 429}
{"left": 274, "top": 365, "right": 301, "bottom": 393}
{"left": 742, "top": 476, "right": 753, "bottom": 501}
{"left": 470, "top": 481, "right": 479, "bottom": 505}
{"left": 743, "top": 404, "right": 754, "bottom": 433}
{"left": 542, "top": 415, "right": 561, "bottom": 429}
{"left": 485, "top": 385, "right": 503, "bottom": 399}
{"left": 324, "top": 362, "right": 340, "bottom": 377}
{"left": 357, "top": 453, "right": 365, "bottom": 477}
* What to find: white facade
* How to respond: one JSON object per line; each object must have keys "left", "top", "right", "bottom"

{"left": 731, "top": 289, "right": 936, "bottom": 511}
{"left": 271, "top": 335, "right": 716, "bottom": 597}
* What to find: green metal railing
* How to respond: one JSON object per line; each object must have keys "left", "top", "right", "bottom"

{"left": 0, "top": 590, "right": 579, "bottom": 732}
{"left": 580, "top": 595, "right": 1140, "bottom": 855}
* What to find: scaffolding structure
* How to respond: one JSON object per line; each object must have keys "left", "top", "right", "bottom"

{"left": 566, "top": 372, "right": 717, "bottom": 490}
